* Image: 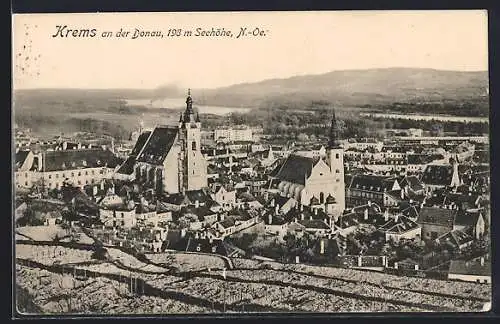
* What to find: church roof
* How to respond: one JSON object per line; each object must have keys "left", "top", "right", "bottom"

{"left": 269, "top": 154, "right": 320, "bottom": 185}
{"left": 116, "top": 156, "right": 136, "bottom": 175}
{"left": 131, "top": 131, "right": 152, "bottom": 156}
{"left": 136, "top": 126, "right": 178, "bottom": 165}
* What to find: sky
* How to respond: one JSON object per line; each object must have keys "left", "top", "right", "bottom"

{"left": 12, "top": 10, "right": 488, "bottom": 90}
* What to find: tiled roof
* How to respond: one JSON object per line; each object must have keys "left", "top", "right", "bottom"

{"left": 269, "top": 154, "right": 320, "bottom": 185}
{"left": 379, "top": 215, "right": 420, "bottom": 234}
{"left": 348, "top": 175, "right": 398, "bottom": 193}
{"left": 400, "top": 176, "right": 425, "bottom": 192}
{"left": 299, "top": 219, "right": 330, "bottom": 230}
{"left": 417, "top": 207, "right": 456, "bottom": 227}
{"left": 454, "top": 210, "right": 482, "bottom": 227}
{"left": 421, "top": 164, "right": 454, "bottom": 186}
{"left": 437, "top": 229, "right": 473, "bottom": 247}
{"left": 35, "top": 149, "right": 119, "bottom": 172}
{"left": 136, "top": 127, "right": 178, "bottom": 165}
{"left": 116, "top": 156, "right": 136, "bottom": 175}
{"left": 15, "top": 150, "right": 30, "bottom": 170}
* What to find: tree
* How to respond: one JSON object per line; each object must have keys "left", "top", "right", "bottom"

{"left": 297, "top": 133, "right": 309, "bottom": 142}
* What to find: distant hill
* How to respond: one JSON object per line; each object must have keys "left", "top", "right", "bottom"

{"left": 193, "top": 68, "right": 489, "bottom": 108}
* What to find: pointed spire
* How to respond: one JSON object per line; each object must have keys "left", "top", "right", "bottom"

{"left": 183, "top": 88, "right": 194, "bottom": 123}
{"left": 327, "top": 109, "right": 339, "bottom": 149}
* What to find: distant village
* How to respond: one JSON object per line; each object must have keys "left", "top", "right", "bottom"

{"left": 14, "top": 90, "right": 491, "bottom": 284}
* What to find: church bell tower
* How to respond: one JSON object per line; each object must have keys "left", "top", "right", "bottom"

{"left": 178, "top": 89, "right": 207, "bottom": 192}
{"left": 326, "top": 109, "right": 345, "bottom": 213}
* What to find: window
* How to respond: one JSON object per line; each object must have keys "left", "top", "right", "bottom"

{"left": 55, "top": 174, "right": 59, "bottom": 179}
{"left": 71, "top": 172, "right": 74, "bottom": 177}
{"left": 336, "top": 169, "right": 340, "bottom": 173}
{"left": 320, "top": 192, "right": 324, "bottom": 204}
{"left": 91, "top": 170, "right": 95, "bottom": 175}
{"left": 85, "top": 171, "right": 88, "bottom": 175}
{"left": 336, "top": 153, "right": 340, "bottom": 159}
{"left": 192, "top": 141, "right": 197, "bottom": 150}
{"left": 121, "top": 213, "right": 124, "bottom": 218}
{"left": 78, "top": 172, "right": 81, "bottom": 176}
{"left": 48, "top": 175, "right": 52, "bottom": 179}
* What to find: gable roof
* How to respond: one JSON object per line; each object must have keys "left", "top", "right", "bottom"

{"left": 15, "top": 150, "right": 30, "bottom": 171}
{"left": 437, "top": 229, "right": 473, "bottom": 247}
{"left": 348, "top": 175, "right": 398, "bottom": 193}
{"left": 269, "top": 154, "right": 320, "bottom": 185}
{"left": 136, "top": 126, "right": 178, "bottom": 165}
{"left": 454, "top": 210, "right": 482, "bottom": 227}
{"left": 400, "top": 176, "right": 425, "bottom": 192}
{"left": 379, "top": 215, "right": 420, "bottom": 234}
{"left": 299, "top": 219, "right": 331, "bottom": 230}
{"left": 35, "top": 149, "right": 119, "bottom": 172}
{"left": 421, "top": 164, "right": 454, "bottom": 186}
{"left": 417, "top": 207, "right": 456, "bottom": 227}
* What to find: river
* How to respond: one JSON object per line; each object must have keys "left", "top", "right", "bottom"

{"left": 360, "top": 112, "right": 489, "bottom": 123}
{"left": 125, "top": 98, "right": 252, "bottom": 116}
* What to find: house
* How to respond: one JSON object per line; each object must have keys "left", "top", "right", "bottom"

{"left": 436, "top": 229, "right": 474, "bottom": 251}
{"left": 448, "top": 257, "right": 491, "bottom": 283}
{"left": 378, "top": 215, "right": 421, "bottom": 243}
{"left": 98, "top": 193, "right": 137, "bottom": 228}
{"left": 161, "top": 189, "right": 213, "bottom": 211}
{"left": 399, "top": 175, "right": 425, "bottom": 197}
{"left": 334, "top": 202, "right": 384, "bottom": 235}
{"left": 453, "top": 209, "right": 486, "bottom": 240}
{"left": 298, "top": 218, "right": 332, "bottom": 237}
{"left": 15, "top": 148, "right": 120, "bottom": 190}
{"left": 416, "top": 207, "right": 456, "bottom": 240}
{"left": 235, "top": 192, "right": 264, "bottom": 210}
{"left": 346, "top": 175, "right": 401, "bottom": 208}
{"left": 421, "top": 160, "right": 461, "bottom": 191}
{"left": 212, "top": 185, "right": 236, "bottom": 210}
{"left": 263, "top": 211, "right": 289, "bottom": 238}
{"left": 267, "top": 194, "right": 298, "bottom": 215}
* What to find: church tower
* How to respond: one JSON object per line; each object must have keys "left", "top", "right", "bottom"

{"left": 178, "top": 89, "right": 208, "bottom": 192}
{"left": 326, "top": 109, "right": 345, "bottom": 213}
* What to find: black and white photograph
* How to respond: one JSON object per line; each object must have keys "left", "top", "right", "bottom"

{"left": 12, "top": 10, "right": 492, "bottom": 315}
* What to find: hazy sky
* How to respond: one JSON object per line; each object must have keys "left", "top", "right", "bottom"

{"left": 12, "top": 10, "right": 488, "bottom": 90}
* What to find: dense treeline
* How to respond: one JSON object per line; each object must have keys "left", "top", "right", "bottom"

{"left": 365, "top": 99, "right": 489, "bottom": 117}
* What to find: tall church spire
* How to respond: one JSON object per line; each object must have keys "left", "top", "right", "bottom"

{"left": 183, "top": 88, "right": 195, "bottom": 123}
{"left": 327, "top": 109, "right": 339, "bottom": 149}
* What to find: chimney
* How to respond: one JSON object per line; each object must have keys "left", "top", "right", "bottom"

{"left": 301, "top": 213, "right": 305, "bottom": 221}
{"left": 314, "top": 208, "right": 318, "bottom": 216}
{"left": 268, "top": 213, "right": 272, "bottom": 225}
{"left": 195, "top": 200, "right": 200, "bottom": 208}
{"left": 401, "top": 189, "right": 405, "bottom": 200}
{"left": 275, "top": 204, "right": 279, "bottom": 215}
{"left": 394, "top": 214, "right": 399, "bottom": 222}
{"left": 480, "top": 257, "right": 485, "bottom": 266}
{"left": 320, "top": 239, "right": 325, "bottom": 254}
{"left": 180, "top": 228, "right": 186, "bottom": 238}
{"left": 270, "top": 198, "right": 275, "bottom": 207}
{"left": 300, "top": 204, "right": 304, "bottom": 211}
{"left": 364, "top": 208, "right": 369, "bottom": 220}
{"left": 384, "top": 209, "right": 389, "bottom": 222}
{"left": 368, "top": 200, "right": 372, "bottom": 207}
{"left": 219, "top": 213, "right": 225, "bottom": 222}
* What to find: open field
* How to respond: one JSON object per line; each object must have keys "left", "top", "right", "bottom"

{"left": 15, "top": 239, "right": 491, "bottom": 314}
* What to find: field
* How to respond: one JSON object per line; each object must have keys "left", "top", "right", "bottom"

{"left": 15, "top": 241, "right": 491, "bottom": 314}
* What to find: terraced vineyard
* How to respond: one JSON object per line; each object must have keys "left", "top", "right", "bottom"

{"left": 15, "top": 242, "right": 491, "bottom": 314}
